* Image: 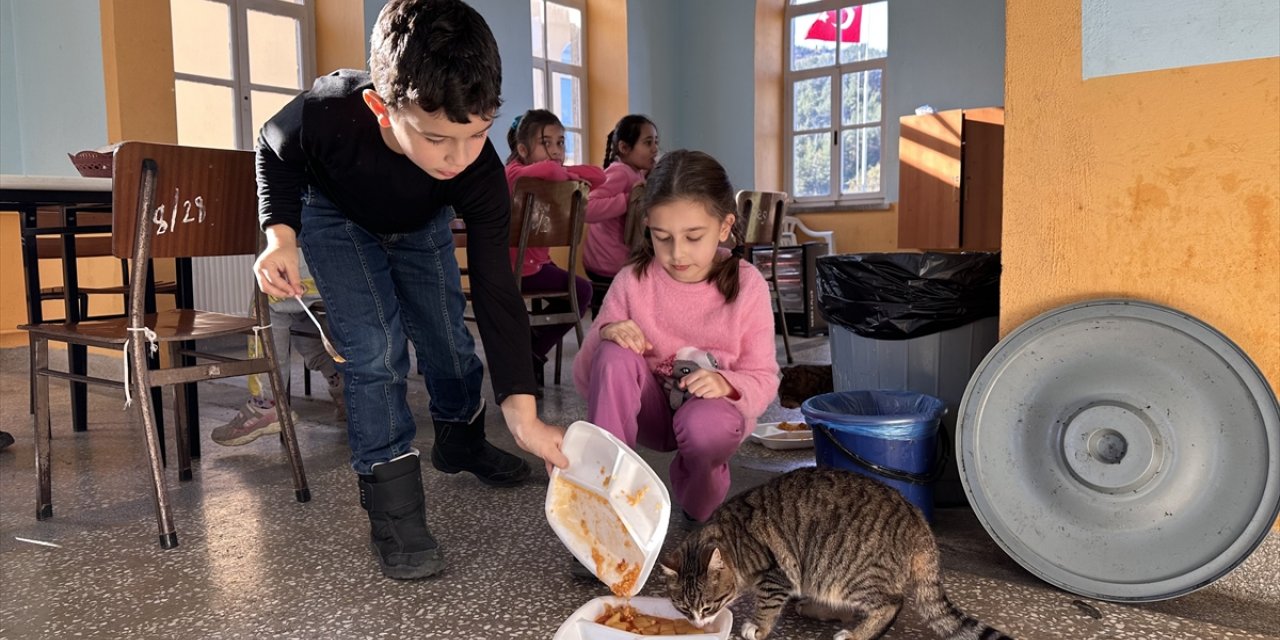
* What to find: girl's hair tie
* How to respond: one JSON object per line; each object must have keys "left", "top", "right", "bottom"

{"left": 510, "top": 114, "right": 524, "bottom": 132}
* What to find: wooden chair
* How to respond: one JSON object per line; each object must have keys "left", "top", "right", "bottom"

{"left": 511, "top": 177, "right": 591, "bottom": 385}
{"left": 622, "top": 182, "right": 647, "bottom": 251}
{"left": 20, "top": 141, "right": 309, "bottom": 549}
{"left": 735, "top": 190, "right": 793, "bottom": 364}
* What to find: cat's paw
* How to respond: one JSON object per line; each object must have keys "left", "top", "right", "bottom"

{"left": 833, "top": 632, "right": 854, "bottom": 640}
{"left": 740, "top": 622, "right": 762, "bottom": 640}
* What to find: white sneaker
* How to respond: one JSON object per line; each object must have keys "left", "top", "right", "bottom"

{"left": 211, "top": 402, "right": 299, "bottom": 446}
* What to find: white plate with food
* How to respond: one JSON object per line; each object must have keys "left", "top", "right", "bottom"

{"left": 546, "top": 421, "right": 671, "bottom": 598}
{"left": 552, "top": 596, "right": 731, "bottom": 640}
{"left": 748, "top": 420, "right": 814, "bottom": 450}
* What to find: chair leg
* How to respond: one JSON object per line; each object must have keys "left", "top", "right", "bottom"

{"left": 33, "top": 337, "right": 52, "bottom": 520}
{"left": 69, "top": 344, "right": 88, "bottom": 432}
{"left": 28, "top": 334, "right": 37, "bottom": 415}
{"left": 146, "top": 350, "right": 168, "bottom": 468}
{"left": 775, "top": 287, "right": 794, "bottom": 365}
{"left": 257, "top": 322, "right": 311, "bottom": 503}
{"left": 127, "top": 339, "right": 178, "bottom": 549}
{"left": 168, "top": 344, "right": 193, "bottom": 482}
{"left": 303, "top": 365, "right": 312, "bottom": 396}
{"left": 553, "top": 339, "right": 563, "bottom": 386}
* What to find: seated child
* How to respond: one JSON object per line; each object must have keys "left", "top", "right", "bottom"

{"left": 212, "top": 254, "right": 343, "bottom": 446}
{"left": 573, "top": 150, "right": 780, "bottom": 521}
{"left": 504, "top": 109, "right": 602, "bottom": 383}
{"left": 583, "top": 114, "right": 659, "bottom": 317}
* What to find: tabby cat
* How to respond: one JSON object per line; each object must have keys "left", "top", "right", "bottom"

{"left": 659, "top": 467, "right": 1014, "bottom": 640}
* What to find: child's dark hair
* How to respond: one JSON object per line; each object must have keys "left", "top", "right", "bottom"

{"left": 603, "top": 114, "right": 656, "bottom": 168}
{"left": 627, "top": 150, "right": 744, "bottom": 303}
{"left": 506, "top": 109, "right": 563, "bottom": 164}
{"left": 369, "top": 0, "right": 502, "bottom": 123}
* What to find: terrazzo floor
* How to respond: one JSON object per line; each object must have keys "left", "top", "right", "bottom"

{"left": 0, "top": 331, "right": 1277, "bottom": 639}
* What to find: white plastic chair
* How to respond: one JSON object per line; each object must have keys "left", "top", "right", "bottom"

{"left": 779, "top": 216, "right": 836, "bottom": 255}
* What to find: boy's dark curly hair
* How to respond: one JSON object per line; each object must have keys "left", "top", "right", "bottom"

{"left": 369, "top": 0, "right": 503, "bottom": 123}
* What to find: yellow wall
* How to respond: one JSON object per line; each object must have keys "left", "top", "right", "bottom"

{"left": 315, "top": 0, "right": 367, "bottom": 75}
{"left": 1003, "top": 1, "right": 1280, "bottom": 395}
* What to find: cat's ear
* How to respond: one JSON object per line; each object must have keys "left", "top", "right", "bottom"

{"left": 707, "top": 547, "right": 726, "bottom": 572}
{"left": 658, "top": 553, "right": 679, "bottom": 578}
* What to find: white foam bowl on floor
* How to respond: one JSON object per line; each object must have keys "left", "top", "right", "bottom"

{"left": 546, "top": 421, "right": 671, "bottom": 597}
{"left": 552, "top": 596, "right": 732, "bottom": 640}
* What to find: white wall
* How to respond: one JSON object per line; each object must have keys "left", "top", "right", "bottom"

{"left": 0, "top": 0, "right": 108, "bottom": 176}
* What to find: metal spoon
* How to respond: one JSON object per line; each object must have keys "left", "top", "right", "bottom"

{"left": 294, "top": 295, "right": 346, "bottom": 363}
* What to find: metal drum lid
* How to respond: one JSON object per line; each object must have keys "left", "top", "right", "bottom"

{"left": 958, "top": 299, "right": 1280, "bottom": 602}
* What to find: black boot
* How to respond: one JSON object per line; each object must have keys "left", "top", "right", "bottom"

{"left": 430, "top": 402, "right": 532, "bottom": 487}
{"left": 358, "top": 452, "right": 445, "bottom": 579}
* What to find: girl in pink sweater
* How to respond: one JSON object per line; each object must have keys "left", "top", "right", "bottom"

{"left": 573, "top": 150, "right": 780, "bottom": 521}
{"left": 583, "top": 114, "right": 660, "bottom": 317}
{"left": 505, "top": 110, "right": 602, "bottom": 383}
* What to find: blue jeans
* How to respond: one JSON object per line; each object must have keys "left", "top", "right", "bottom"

{"left": 299, "top": 187, "right": 484, "bottom": 474}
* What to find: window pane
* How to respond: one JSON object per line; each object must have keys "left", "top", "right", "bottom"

{"left": 791, "top": 11, "right": 836, "bottom": 71}
{"left": 565, "top": 130, "right": 582, "bottom": 165}
{"left": 171, "top": 0, "right": 232, "bottom": 80}
{"left": 175, "top": 80, "right": 237, "bottom": 149}
{"left": 251, "top": 90, "right": 296, "bottom": 148}
{"left": 793, "top": 77, "right": 831, "bottom": 131}
{"left": 530, "top": 0, "right": 545, "bottom": 58}
{"left": 551, "top": 71, "right": 581, "bottom": 129}
{"left": 792, "top": 133, "right": 831, "bottom": 198}
{"left": 533, "top": 68, "right": 546, "bottom": 109}
{"left": 841, "top": 127, "right": 881, "bottom": 194}
{"left": 546, "top": 2, "right": 582, "bottom": 66}
{"left": 248, "top": 10, "right": 303, "bottom": 89}
{"left": 841, "top": 69, "right": 881, "bottom": 126}
{"left": 839, "top": 1, "right": 888, "bottom": 64}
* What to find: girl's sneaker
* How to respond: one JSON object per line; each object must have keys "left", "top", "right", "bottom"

{"left": 211, "top": 402, "right": 298, "bottom": 446}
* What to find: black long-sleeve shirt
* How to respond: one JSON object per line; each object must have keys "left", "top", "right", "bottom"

{"left": 256, "top": 70, "right": 536, "bottom": 403}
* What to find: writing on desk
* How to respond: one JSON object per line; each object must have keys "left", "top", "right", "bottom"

{"left": 152, "top": 187, "right": 207, "bottom": 235}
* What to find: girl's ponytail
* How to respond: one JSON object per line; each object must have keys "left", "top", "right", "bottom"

{"left": 603, "top": 130, "right": 618, "bottom": 168}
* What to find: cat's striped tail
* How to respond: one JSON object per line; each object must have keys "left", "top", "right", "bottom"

{"left": 911, "top": 550, "right": 1015, "bottom": 640}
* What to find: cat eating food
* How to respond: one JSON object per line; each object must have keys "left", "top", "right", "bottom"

{"left": 659, "top": 467, "right": 1015, "bottom": 640}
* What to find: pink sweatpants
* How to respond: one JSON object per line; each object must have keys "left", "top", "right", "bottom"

{"left": 586, "top": 342, "right": 749, "bottom": 521}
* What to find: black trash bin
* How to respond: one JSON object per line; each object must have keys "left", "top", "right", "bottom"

{"left": 816, "top": 252, "right": 1000, "bottom": 507}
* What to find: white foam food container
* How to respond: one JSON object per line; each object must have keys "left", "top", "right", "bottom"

{"left": 546, "top": 421, "right": 671, "bottom": 598}
{"left": 552, "top": 596, "right": 732, "bottom": 640}
{"left": 748, "top": 421, "right": 814, "bottom": 450}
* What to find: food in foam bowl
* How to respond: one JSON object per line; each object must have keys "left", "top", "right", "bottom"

{"left": 553, "top": 596, "right": 732, "bottom": 640}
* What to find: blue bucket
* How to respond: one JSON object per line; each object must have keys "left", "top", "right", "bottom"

{"left": 802, "top": 390, "right": 947, "bottom": 522}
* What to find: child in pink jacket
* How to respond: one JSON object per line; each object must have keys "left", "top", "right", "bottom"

{"left": 583, "top": 114, "right": 659, "bottom": 316}
{"left": 504, "top": 109, "right": 602, "bottom": 384}
{"left": 573, "top": 150, "right": 780, "bottom": 521}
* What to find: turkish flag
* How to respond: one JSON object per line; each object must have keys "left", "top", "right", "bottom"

{"left": 805, "top": 7, "right": 862, "bottom": 43}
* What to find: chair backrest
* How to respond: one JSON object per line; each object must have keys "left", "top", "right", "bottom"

{"left": 111, "top": 141, "right": 259, "bottom": 260}
{"left": 735, "top": 189, "right": 788, "bottom": 248}
{"left": 509, "top": 177, "right": 590, "bottom": 285}
{"left": 622, "top": 182, "right": 646, "bottom": 250}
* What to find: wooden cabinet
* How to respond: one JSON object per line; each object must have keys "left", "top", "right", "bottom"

{"left": 897, "top": 107, "right": 1004, "bottom": 250}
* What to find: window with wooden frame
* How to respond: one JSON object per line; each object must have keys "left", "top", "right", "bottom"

{"left": 784, "top": 0, "right": 887, "bottom": 206}
{"left": 530, "top": 0, "right": 587, "bottom": 165}
{"left": 170, "top": 0, "right": 316, "bottom": 151}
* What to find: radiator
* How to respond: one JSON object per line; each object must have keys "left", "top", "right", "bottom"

{"left": 191, "top": 255, "right": 256, "bottom": 316}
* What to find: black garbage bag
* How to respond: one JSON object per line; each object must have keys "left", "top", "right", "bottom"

{"left": 816, "top": 252, "right": 1000, "bottom": 340}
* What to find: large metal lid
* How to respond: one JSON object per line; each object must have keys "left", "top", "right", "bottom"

{"left": 958, "top": 299, "right": 1280, "bottom": 602}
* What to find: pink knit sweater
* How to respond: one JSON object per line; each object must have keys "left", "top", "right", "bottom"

{"left": 573, "top": 257, "right": 781, "bottom": 423}
{"left": 504, "top": 159, "right": 608, "bottom": 277}
{"left": 582, "top": 162, "right": 645, "bottom": 277}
